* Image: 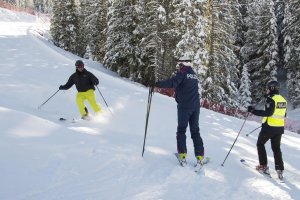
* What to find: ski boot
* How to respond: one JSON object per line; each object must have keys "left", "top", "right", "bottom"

{"left": 276, "top": 170, "right": 283, "bottom": 180}
{"left": 178, "top": 153, "right": 187, "bottom": 167}
{"left": 196, "top": 156, "right": 204, "bottom": 165}
{"left": 81, "top": 114, "right": 91, "bottom": 121}
{"left": 256, "top": 165, "right": 270, "bottom": 175}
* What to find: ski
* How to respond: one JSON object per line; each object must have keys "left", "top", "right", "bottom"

{"left": 59, "top": 117, "right": 88, "bottom": 123}
{"left": 174, "top": 153, "right": 210, "bottom": 174}
{"left": 240, "top": 158, "right": 285, "bottom": 183}
{"left": 59, "top": 117, "right": 76, "bottom": 123}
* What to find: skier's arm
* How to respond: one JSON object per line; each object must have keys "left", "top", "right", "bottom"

{"left": 252, "top": 97, "right": 275, "bottom": 117}
{"left": 157, "top": 72, "right": 185, "bottom": 89}
{"left": 59, "top": 76, "right": 74, "bottom": 90}
{"left": 89, "top": 72, "right": 99, "bottom": 85}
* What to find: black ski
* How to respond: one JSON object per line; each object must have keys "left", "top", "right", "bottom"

{"left": 59, "top": 117, "right": 81, "bottom": 123}
{"left": 240, "top": 158, "right": 285, "bottom": 183}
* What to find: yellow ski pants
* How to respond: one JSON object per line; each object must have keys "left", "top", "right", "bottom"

{"left": 76, "top": 89, "right": 101, "bottom": 116}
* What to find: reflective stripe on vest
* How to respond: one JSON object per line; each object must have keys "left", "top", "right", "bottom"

{"left": 262, "top": 95, "right": 287, "bottom": 127}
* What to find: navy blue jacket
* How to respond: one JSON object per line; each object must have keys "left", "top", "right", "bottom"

{"left": 157, "top": 66, "right": 200, "bottom": 109}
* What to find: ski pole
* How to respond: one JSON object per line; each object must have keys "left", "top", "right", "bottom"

{"left": 221, "top": 113, "right": 249, "bottom": 166}
{"left": 38, "top": 89, "right": 60, "bottom": 109}
{"left": 96, "top": 85, "right": 113, "bottom": 115}
{"left": 246, "top": 126, "right": 261, "bottom": 137}
{"left": 142, "top": 86, "right": 154, "bottom": 157}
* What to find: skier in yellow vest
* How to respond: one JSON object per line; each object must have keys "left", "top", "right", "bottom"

{"left": 248, "top": 80, "right": 287, "bottom": 179}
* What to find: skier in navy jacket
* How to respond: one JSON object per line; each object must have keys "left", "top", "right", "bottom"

{"left": 155, "top": 56, "right": 204, "bottom": 166}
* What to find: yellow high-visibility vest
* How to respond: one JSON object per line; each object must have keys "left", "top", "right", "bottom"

{"left": 262, "top": 95, "right": 287, "bottom": 127}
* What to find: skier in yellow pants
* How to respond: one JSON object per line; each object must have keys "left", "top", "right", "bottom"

{"left": 59, "top": 60, "right": 101, "bottom": 119}
{"left": 76, "top": 89, "right": 101, "bottom": 117}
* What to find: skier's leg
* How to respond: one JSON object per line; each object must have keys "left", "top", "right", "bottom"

{"left": 256, "top": 130, "right": 271, "bottom": 166}
{"left": 76, "top": 92, "right": 88, "bottom": 116}
{"left": 271, "top": 134, "right": 284, "bottom": 170}
{"left": 86, "top": 89, "right": 101, "bottom": 114}
{"left": 189, "top": 107, "right": 204, "bottom": 157}
{"left": 177, "top": 109, "right": 189, "bottom": 154}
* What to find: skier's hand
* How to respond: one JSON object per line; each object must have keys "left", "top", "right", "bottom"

{"left": 92, "top": 79, "right": 99, "bottom": 86}
{"left": 247, "top": 106, "right": 254, "bottom": 113}
{"left": 59, "top": 85, "right": 64, "bottom": 90}
{"left": 154, "top": 82, "right": 161, "bottom": 87}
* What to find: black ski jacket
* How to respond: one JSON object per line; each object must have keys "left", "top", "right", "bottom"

{"left": 60, "top": 69, "right": 99, "bottom": 92}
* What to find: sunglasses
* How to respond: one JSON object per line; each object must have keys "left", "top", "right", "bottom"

{"left": 76, "top": 64, "right": 84, "bottom": 68}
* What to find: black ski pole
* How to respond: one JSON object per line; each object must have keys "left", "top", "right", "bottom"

{"left": 246, "top": 126, "right": 261, "bottom": 137}
{"left": 221, "top": 113, "right": 249, "bottom": 166}
{"left": 142, "top": 86, "right": 154, "bottom": 157}
{"left": 96, "top": 85, "right": 113, "bottom": 115}
{"left": 38, "top": 89, "right": 60, "bottom": 109}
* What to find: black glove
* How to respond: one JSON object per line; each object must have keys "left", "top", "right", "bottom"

{"left": 178, "top": 63, "right": 185, "bottom": 68}
{"left": 154, "top": 82, "right": 161, "bottom": 87}
{"left": 59, "top": 85, "right": 64, "bottom": 90}
{"left": 92, "top": 79, "right": 99, "bottom": 85}
{"left": 247, "top": 106, "right": 254, "bottom": 113}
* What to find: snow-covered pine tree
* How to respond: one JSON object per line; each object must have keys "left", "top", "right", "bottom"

{"left": 241, "top": 0, "right": 278, "bottom": 104}
{"left": 201, "top": 0, "right": 239, "bottom": 108}
{"left": 80, "top": 0, "right": 108, "bottom": 62}
{"left": 172, "top": 0, "right": 208, "bottom": 95}
{"left": 284, "top": 0, "right": 300, "bottom": 108}
{"left": 50, "top": 0, "right": 81, "bottom": 55}
{"left": 16, "top": 0, "right": 34, "bottom": 9}
{"left": 77, "top": 0, "right": 91, "bottom": 58}
{"left": 104, "top": 0, "right": 139, "bottom": 79}
{"left": 274, "top": 0, "right": 285, "bottom": 73}
{"left": 239, "top": 65, "right": 252, "bottom": 110}
{"left": 135, "top": 0, "right": 166, "bottom": 85}
{"left": 235, "top": 0, "right": 251, "bottom": 110}
{"left": 156, "top": 0, "right": 182, "bottom": 80}
{"left": 30, "top": 0, "right": 52, "bottom": 12}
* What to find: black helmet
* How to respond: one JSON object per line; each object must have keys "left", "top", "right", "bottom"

{"left": 75, "top": 60, "right": 84, "bottom": 67}
{"left": 267, "top": 80, "right": 280, "bottom": 91}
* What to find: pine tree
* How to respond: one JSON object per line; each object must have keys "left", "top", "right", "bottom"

{"left": 202, "top": 0, "right": 240, "bottom": 108}
{"left": 239, "top": 65, "right": 252, "bottom": 110}
{"left": 236, "top": 0, "right": 252, "bottom": 109}
{"left": 50, "top": 0, "right": 81, "bottom": 55}
{"left": 135, "top": 0, "right": 166, "bottom": 85}
{"left": 104, "top": 0, "right": 138, "bottom": 79}
{"left": 284, "top": 0, "right": 300, "bottom": 108}
{"left": 156, "top": 0, "right": 181, "bottom": 81}
{"left": 241, "top": 0, "right": 278, "bottom": 103}
{"left": 80, "top": 0, "right": 108, "bottom": 62}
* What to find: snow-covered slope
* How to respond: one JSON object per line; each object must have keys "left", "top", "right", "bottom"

{"left": 0, "top": 8, "right": 299, "bottom": 200}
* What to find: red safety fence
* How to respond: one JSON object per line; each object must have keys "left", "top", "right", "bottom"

{"left": 0, "top": 0, "right": 35, "bottom": 15}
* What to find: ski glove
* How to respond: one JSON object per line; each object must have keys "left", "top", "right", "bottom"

{"left": 247, "top": 106, "right": 254, "bottom": 113}
{"left": 92, "top": 79, "right": 99, "bottom": 86}
{"left": 154, "top": 82, "right": 161, "bottom": 87}
{"left": 59, "top": 85, "right": 65, "bottom": 90}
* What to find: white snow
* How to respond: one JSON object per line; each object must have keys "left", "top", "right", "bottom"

{"left": 0, "top": 8, "right": 300, "bottom": 200}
